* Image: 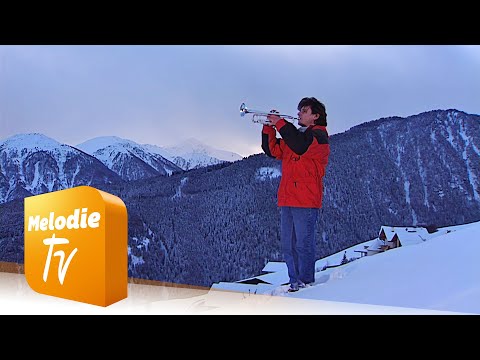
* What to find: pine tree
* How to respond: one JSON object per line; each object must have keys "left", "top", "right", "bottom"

{"left": 341, "top": 251, "right": 348, "bottom": 265}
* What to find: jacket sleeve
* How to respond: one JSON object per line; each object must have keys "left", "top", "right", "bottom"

{"left": 276, "top": 119, "right": 314, "bottom": 155}
{"left": 261, "top": 125, "right": 284, "bottom": 159}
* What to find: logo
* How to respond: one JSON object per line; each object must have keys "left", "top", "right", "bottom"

{"left": 24, "top": 186, "right": 128, "bottom": 307}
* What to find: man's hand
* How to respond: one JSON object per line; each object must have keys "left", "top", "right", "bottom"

{"left": 267, "top": 110, "right": 281, "bottom": 126}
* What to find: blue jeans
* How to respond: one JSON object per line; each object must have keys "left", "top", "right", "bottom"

{"left": 280, "top": 206, "right": 318, "bottom": 285}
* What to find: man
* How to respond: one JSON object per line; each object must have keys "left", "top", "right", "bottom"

{"left": 262, "top": 97, "right": 330, "bottom": 292}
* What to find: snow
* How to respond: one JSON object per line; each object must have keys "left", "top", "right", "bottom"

{"left": 3, "top": 271, "right": 459, "bottom": 314}
{"left": 146, "top": 138, "right": 243, "bottom": 167}
{"left": 458, "top": 120, "right": 480, "bottom": 201}
{"left": 256, "top": 167, "right": 281, "bottom": 180}
{"left": 0, "top": 133, "right": 91, "bottom": 200}
{"left": 78, "top": 136, "right": 242, "bottom": 171}
{"left": 445, "top": 115, "right": 456, "bottom": 149}
{"left": 94, "top": 146, "right": 128, "bottom": 169}
{"left": 76, "top": 136, "right": 136, "bottom": 154}
{"left": 142, "top": 143, "right": 174, "bottom": 159}
{"left": 130, "top": 254, "right": 145, "bottom": 267}
{"left": 172, "top": 177, "right": 188, "bottom": 199}
{"left": 29, "top": 162, "right": 41, "bottom": 192}
{"left": 262, "top": 261, "right": 287, "bottom": 272}
{"left": 212, "top": 221, "right": 480, "bottom": 314}
{"left": 0, "top": 133, "right": 63, "bottom": 152}
{"left": 395, "top": 227, "right": 428, "bottom": 246}
{"left": 3, "top": 218, "right": 479, "bottom": 314}
{"left": 77, "top": 137, "right": 140, "bottom": 170}
{"left": 165, "top": 138, "right": 243, "bottom": 162}
{"left": 417, "top": 147, "right": 429, "bottom": 207}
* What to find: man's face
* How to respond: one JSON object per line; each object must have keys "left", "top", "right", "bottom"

{"left": 298, "top": 106, "right": 319, "bottom": 127}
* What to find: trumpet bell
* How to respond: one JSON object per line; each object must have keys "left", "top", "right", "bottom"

{"left": 240, "top": 102, "right": 247, "bottom": 117}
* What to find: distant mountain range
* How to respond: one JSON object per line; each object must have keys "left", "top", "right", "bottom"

{"left": 1, "top": 108, "right": 479, "bottom": 288}
{"left": 0, "top": 134, "right": 121, "bottom": 203}
{"left": 75, "top": 136, "right": 182, "bottom": 181}
{"left": 142, "top": 138, "right": 243, "bottom": 171}
{"left": 0, "top": 135, "right": 243, "bottom": 202}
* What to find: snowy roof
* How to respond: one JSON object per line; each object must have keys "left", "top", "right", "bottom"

{"left": 253, "top": 270, "right": 289, "bottom": 286}
{"left": 366, "top": 238, "right": 387, "bottom": 251}
{"left": 379, "top": 226, "right": 429, "bottom": 247}
{"left": 262, "top": 262, "right": 288, "bottom": 273}
{"left": 394, "top": 227, "right": 429, "bottom": 246}
{"left": 379, "top": 226, "right": 398, "bottom": 242}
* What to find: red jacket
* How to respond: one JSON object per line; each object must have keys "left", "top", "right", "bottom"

{"left": 261, "top": 119, "right": 330, "bottom": 208}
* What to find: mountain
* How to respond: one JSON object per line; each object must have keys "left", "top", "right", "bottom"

{"left": 76, "top": 136, "right": 182, "bottom": 181}
{"left": 324, "top": 109, "right": 480, "bottom": 226}
{"left": 0, "top": 133, "right": 122, "bottom": 204}
{"left": 118, "top": 108, "right": 480, "bottom": 287}
{"left": 0, "top": 133, "right": 242, "bottom": 203}
{"left": 1, "top": 109, "right": 479, "bottom": 288}
{"left": 144, "top": 138, "right": 243, "bottom": 170}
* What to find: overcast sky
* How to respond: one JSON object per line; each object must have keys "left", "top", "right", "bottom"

{"left": 1, "top": 45, "right": 479, "bottom": 157}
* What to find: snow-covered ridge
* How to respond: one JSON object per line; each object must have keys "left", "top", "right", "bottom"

{"left": 74, "top": 136, "right": 138, "bottom": 154}
{"left": 150, "top": 138, "right": 243, "bottom": 170}
{"left": 165, "top": 138, "right": 243, "bottom": 162}
{"left": 77, "top": 136, "right": 181, "bottom": 181}
{"left": 78, "top": 136, "right": 243, "bottom": 171}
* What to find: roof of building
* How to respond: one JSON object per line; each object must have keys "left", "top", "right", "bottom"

{"left": 262, "top": 262, "right": 288, "bottom": 273}
{"left": 378, "top": 226, "right": 429, "bottom": 246}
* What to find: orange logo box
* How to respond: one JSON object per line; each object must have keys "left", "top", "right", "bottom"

{"left": 24, "top": 186, "right": 128, "bottom": 307}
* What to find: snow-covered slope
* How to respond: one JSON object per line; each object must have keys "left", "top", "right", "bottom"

{"left": 76, "top": 136, "right": 182, "bottom": 181}
{"left": 211, "top": 222, "right": 480, "bottom": 314}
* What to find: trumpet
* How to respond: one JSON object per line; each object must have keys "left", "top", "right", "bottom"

{"left": 240, "top": 103, "right": 299, "bottom": 125}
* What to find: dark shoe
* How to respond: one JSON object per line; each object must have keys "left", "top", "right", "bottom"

{"left": 287, "top": 283, "right": 299, "bottom": 292}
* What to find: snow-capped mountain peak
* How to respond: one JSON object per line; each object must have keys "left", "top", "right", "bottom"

{"left": 76, "top": 136, "right": 139, "bottom": 154}
{"left": 141, "top": 138, "right": 243, "bottom": 171}
{"left": 1, "top": 133, "right": 64, "bottom": 152}
{"left": 76, "top": 136, "right": 182, "bottom": 181}
{"left": 151, "top": 137, "right": 243, "bottom": 170}
{"left": 169, "top": 137, "right": 242, "bottom": 161}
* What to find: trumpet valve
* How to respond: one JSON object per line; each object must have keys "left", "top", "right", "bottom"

{"left": 252, "top": 114, "right": 272, "bottom": 125}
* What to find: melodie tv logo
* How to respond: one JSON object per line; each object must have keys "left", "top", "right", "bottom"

{"left": 24, "top": 186, "right": 128, "bottom": 307}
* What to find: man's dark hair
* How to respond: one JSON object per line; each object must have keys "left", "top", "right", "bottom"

{"left": 297, "top": 97, "right": 327, "bottom": 126}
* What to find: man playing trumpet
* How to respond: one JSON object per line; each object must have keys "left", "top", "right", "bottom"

{"left": 262, "top": 97, "right": 330, "bottom": 292}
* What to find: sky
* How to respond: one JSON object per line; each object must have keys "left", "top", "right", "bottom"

{"left": 211, "top": 221, "right": 480, "bottom": 314}
{"left": 1, "top": 45, "right": 480, "bottom": 157}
